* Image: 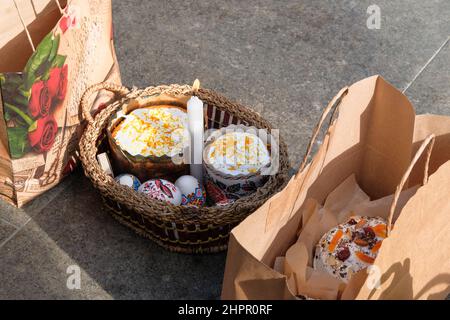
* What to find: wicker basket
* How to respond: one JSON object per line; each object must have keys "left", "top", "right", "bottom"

{"left": 79, "top": 82, "right": 290, "bottom": 254}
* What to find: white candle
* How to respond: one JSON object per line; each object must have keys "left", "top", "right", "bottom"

{"left": 187, "top": 96, "right": 204, "bottom": 183}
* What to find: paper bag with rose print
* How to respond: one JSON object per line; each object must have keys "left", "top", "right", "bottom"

{"left": 0, "top": 0, "right": 121, "bottom": 207}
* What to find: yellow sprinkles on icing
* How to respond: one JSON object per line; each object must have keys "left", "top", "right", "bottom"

{"left": 206, "top": 131, "right": 270, "bottom": 176}
{"left": 112, "top": 107, "right": 188, "bottom": 157}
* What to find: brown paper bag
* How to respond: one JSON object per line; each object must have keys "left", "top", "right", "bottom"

{"left": 355, "top": 124, "right": 450, "bottom": 299}
{"left": 283, "top": 136, "right": 432, "bottom": 300}
{"left": 0, "top": 0, "right": 121, "bottom": 207}
{"left": 221, "top": 75, "right": 450, "bottom": 300}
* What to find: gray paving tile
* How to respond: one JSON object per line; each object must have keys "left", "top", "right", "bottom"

{"left": 405, "top": 41, "right": 450, "bottom": 115}
{"left": 0, "top": 169, "right": 225, "bottom": 299}
{"left": 0, "top": 221, "right": 111, "bottom": 299}
{"left": 112, "top": 0, "right": 450, "bottom": 168}
{"left": 0, "top": 175, "right": 75, "bottom": 228}
{"left": 0, "top": 219, "right": 17, "bottom": 245}
{"left": 0, "top": 204, "right": 29, "bottom": 229}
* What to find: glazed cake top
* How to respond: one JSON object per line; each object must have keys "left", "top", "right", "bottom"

{"left": 205, "top": 131, "right": 270, "bottom": 176}
{"left": 112, "top": 106, "right": 188, "bottom": 158}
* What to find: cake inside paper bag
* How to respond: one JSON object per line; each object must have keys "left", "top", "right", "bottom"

{"left": 313, "top": 215, "right": 387, "bottom": 283}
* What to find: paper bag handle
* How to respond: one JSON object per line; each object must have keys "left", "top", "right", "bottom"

{"left": 12, "top": 0, "right": 65, "bottom": 52}
{"left": 81, "top": 82, "right": 130, "bottom": 125}
{"left": 299, "top": 86, "right": 349, "bottom": 172}
{"left": 13, "top": 0, "right": 36, "bottom": 52}
{"left": 53, "top": 0, "right": 64, "bottom": 14}
{"left": 387, "top": 134, "right": 435, "bottom": 236}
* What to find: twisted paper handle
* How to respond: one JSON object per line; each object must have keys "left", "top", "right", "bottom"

{"left": 299, "top": 86, "right": 349, "bottom": 173}
{"left": 387, "top": 134, "right": 435, "bottom": 235}
{"left": 12, "top": 0, "right": 65, "bottom": 52}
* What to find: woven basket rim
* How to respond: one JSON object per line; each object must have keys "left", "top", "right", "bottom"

{"left": 79, "top": 83, "right": 290, "bottom": 225}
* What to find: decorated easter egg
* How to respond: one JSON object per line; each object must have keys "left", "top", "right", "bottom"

{"left": 175, "top": 175, "right": 206, "bottom": 206}
{"left": 114, "top": 174, "right": 141, "bottom": 191}
{"left": 138, "top": 179, "right": 182, "bottom": 205}
{"left": 205, "top": 178, "right": 235, "bottom": 206}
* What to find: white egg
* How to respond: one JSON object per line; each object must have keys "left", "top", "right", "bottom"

{"left": 138, "top": 179, "right": 182, "bottom": 205}
{"left": 175, "top": 175, "right": 206, "bottom": 206}
{"left": 114, "top": 174, "right": 141, "bottom": 191}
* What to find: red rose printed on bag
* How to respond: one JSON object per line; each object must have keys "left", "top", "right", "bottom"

{"left": 59, "top": 5, "right": 80, "bottom": 34}
{"left": 29, "top": 80, "right": 51, "bottom": 117}
{"left": 59, "top": 16, "right": 70, "bottom": 33}
{"left": 28, "top": 115, "right": 58, "bottom": 153}
{"left": 47, "top": 64, "right": 68, "bottom": 102}
{"left": 1, "top": 27, "right": 68, "bottom": 159}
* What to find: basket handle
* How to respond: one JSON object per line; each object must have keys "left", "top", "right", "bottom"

{"left": 299, "top": 86, "right": 349, "bottom": 173}
{"left": 387, "top": 134, "right": 435, "bottom": 236}
{"left": 81, "top": 82, "right": 130, "bottom": 125}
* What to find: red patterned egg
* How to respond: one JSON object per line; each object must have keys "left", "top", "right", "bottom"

{"left": 138, "top": 179, "right": 182, "bottom": 205}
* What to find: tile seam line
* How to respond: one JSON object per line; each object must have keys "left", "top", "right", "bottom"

{"left": 402, "top": 36, "right": 450, "bottom": 94}
{"left": 0, "top": 216, "right": 21, "bottom": 229}
{"left": 0, "top": 217, "right": 31, "bottom": 249}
